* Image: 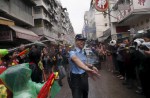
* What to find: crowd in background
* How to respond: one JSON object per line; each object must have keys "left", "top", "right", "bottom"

{"left": 89, "top": 32, "right": 150, "bottom": 98}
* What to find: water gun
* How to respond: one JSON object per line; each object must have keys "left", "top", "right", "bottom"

{"left": 0, "top": 49, "right": 9, "bottom": 65}
{"left": 0, "top": 49, "right": 9, "bottom": 58}
{"left": 18, "top": 48, "right": 29, "bottom": 57}
{"left": 0, "top": 48, "right": 29, "bottom": 58}
{"left": 37, "top": 72, "right": 58, "bottom": 98}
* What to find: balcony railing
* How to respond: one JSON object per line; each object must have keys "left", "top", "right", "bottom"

{"left": 31, "top": 27, "right": 58, "bottom": 39}
{"left": 34, "top": 0, "right": 49, "bottom": 12}
{"left": 34, "top": 13, "right": 51, "bottom": 22}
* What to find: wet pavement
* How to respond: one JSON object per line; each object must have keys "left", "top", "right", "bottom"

{"left": 55, "top": 66, "right": 145, "bottom": 98}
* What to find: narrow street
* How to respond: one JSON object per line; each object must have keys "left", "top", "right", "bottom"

{"left": 55, "top": 66, "right": 145, "bottom": 98}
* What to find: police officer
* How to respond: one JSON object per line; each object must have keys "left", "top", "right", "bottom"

{"left": 68, "top": 34, "right": 100, "bottom": 98}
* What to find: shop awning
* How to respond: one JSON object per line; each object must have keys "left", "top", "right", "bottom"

{"left": 102, "top": 28, "right": 111, "bottom": 41}
{"left": 0, "top": 17, "right": 15, "bottom": 26}
{"left": 118, "top": 9, "right": 150, "bottom": 24}
{"left": 9, "top": 26, "right": 39, "bottom": 42}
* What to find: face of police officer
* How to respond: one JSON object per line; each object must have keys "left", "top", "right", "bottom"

{"left": 76, "top": 39, "right": 86, "bottom": 49}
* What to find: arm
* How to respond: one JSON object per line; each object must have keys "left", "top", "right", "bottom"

{"left": 85, "top": 63, "right": 99, "bottom": 73}
{"left": 71, "top": 55, "right": 91, "bottom": 71}
{"left": 71, "top": 55, "right": 100, "bottom": 79}
{"left": 144, "top": 50, "right": 150, "bottom": 56}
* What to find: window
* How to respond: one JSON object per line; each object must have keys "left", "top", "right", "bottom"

{"left": 103, "top": 12, "right": 107, "bottom": 18}
{"left": 34, "top": 20, "right": 42, "bottom": 27}
{"left": 146, "top": 19, "right": 149, "bottom": 23}
{"left": 44, "top": 11, "right": 48, "bottom": 17}
{"left": 141, "top": 21, "right": 143, "bottom": 25}
{"left": 34, "top": 7, "right": 41, "bottom": 14}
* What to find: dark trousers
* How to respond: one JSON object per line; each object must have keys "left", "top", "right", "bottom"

{"left": 139, "top": 71, "right": 150, "bottom": 98}
{"left": 70, "top": 72, "right": 89, "bottom": 98}
{"left": 112, "top": 55, "right": 118, "bottom": 71}
{"left": 117, "top": 61, "right": 125, "bottom": 76}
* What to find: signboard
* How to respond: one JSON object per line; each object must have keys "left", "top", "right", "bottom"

{"left": 111, "top": 33, "right": 130, "bottom": 40}
{"left": 133, "top": 0, "right": 150, "bottom": 9}
{"left": 95, "top": 0, "right": 109, "bottom": 12}
{"left": 0, "top": 31, "right": 13, "bottom": 41}
{"left": 122, "top": 33, "right": 130, "bottom": 38}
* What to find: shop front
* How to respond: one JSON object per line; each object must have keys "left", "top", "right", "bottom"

{"left": 0, "top": 24, "right": 39, "bottom": 48}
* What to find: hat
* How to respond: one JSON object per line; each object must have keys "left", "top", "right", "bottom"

{"left": 75, "top": 34, "right": 87, "bottom": 41}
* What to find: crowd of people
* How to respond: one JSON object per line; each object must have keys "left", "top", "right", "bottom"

{"left": 0, "top": 43, "right": 72, "bottom": 97}
{"left": 0, "top": 32, "right": 150, "bottom": 98}
{"left": 88, "top": 32, "right": 150, "bottom": 98}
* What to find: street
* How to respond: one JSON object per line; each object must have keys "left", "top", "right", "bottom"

{"left": 55, "top": 66, "right": 145, "bottom": 98}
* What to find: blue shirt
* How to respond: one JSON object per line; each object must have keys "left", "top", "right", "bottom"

{"left": 69, "top": 47, "right": 87, "bottom": 74}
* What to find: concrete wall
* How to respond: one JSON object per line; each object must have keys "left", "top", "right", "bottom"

{"left": 34, "top": 7, "right": 51, "bottom": 22}
{"left": 0, "top": 0, "right": 9, "bottom": 13}
{"left": 31, "top": 27, "right": 57, "bottom": 38}
{"left": 34, "top": 0, "right": 49, "bottom": 11}
{"left": 95, "top": 11, "right": 109, "bottom": 38}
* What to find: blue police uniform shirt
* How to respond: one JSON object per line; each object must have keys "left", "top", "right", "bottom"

{"left": 69, "top": 47, "right": 87, "bottom": 74}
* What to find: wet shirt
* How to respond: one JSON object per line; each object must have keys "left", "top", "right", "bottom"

{"left": 69, "top": 47, "right": 87, "bottom": 74}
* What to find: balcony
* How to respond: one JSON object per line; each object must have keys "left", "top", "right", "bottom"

{"left": 43, "top": 28, "right": 57, "bottom": 38}
{"left": 31, "top": 27, "right": 58, "bottom": 39}
{"left": 33, "top": 0, "right": 49, "bottom": 12}
{"left": 34, "top": 12, "right": 51, "bottom": 22}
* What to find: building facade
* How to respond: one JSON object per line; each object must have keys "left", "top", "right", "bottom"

{"left": 0, "top": 0, "right": 74, "bottom": 48}
{"left": 83, "top": 10, "right": 96, "bottom": 41}
{"left": 0, "top": 0, "right": 39, "bottom": 48}
{"left": 0, "top": 0, "right": 35, "bottom": 26}
{"left": 32, "top": 0, "right": 74, "bottom": 45}
{"left": 88, "top": 0, "right": 110, "bottom": 42}
{"left": 110, "top": 0, "right": 150, "bottom": 40}
{"left": 95, "top": 11, "right": 110, "bottom": 42}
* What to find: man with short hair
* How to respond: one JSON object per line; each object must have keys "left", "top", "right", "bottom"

{"left": 68, "top": 34, "right": 100, "bottom": 98}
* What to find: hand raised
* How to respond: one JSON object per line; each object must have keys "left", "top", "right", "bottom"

{"left": 87, "top": 67, "right": 101, "bottom": 80}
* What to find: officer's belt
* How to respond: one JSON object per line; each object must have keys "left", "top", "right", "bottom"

{"left": 70, "top": 72, "right": 87, "bottom": 78}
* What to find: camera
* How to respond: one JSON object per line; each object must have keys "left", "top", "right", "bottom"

{"left": 139, "top": 42, "right": 150, "bottom": 51}
{"left": 109, "top": 40, "right": 116, "bottom": 46}
{"left": 133, "top": 38, "right": 145, "bottom": 50}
